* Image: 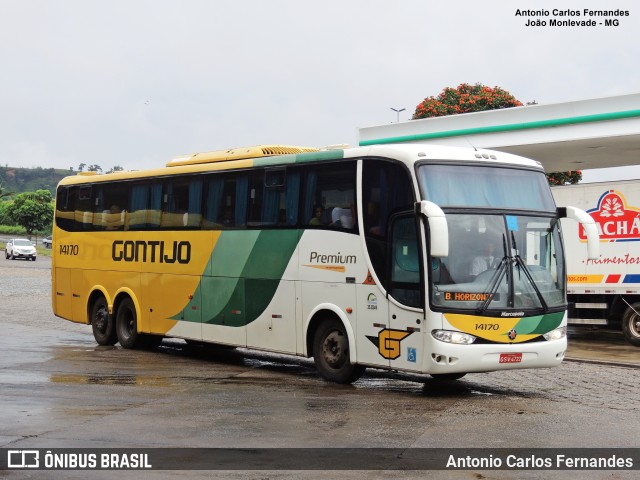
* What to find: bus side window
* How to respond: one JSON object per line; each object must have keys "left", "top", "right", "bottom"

{"left": 203, "top": 173, "right": 250, "bottom": 229}
{"left": 260, "top": 168, "right": 300, "bottom": 227}
{"left": 55, "top": 186, "right": 77, "bottom": 231}
{"left": 246, "top": 171, "right": 263, "bottom": 226}
{"left": 164, "top": 177, "right": 203, "bottom": 229}
{"left": 303, "top": 161, "right": 357, "bottom": 230}
{"left": 76, "top": 186, "right": 93, "bottom": 231}
{"left": 95, "top": 183, "right": 129, "bottom": 231}
{"left": 389, "top": 215, "right": 422, "bottom": 308}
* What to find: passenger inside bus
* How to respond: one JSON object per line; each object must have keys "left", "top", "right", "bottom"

{"left": 331, "top": 206, "right": 354, "bottom": 229}
{"left": 309, "top": 206, "right": 325, "bottom": 225}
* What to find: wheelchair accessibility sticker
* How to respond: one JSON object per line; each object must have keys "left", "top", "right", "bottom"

{"left": 407, "top": 347, "right": 417, "bottom": 363}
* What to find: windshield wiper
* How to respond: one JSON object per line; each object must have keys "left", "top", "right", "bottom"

{"left": 511, "top": 231, "right": 549, "bottom": 312}
{"left": 478, "top": 234, "right": 509, "bottom": 313}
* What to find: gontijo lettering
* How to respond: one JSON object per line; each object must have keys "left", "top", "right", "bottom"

{"left": 112, "top": 240, "right": 191, "bottom": 264}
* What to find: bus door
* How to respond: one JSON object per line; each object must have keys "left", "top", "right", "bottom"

{"left": 386, "top": 214, "right": 425, "bottom": 372}
{"left": 356, "top": 276, "right": 389, "bottom": 368}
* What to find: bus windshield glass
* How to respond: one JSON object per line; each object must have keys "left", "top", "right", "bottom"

{"left": 417, "top": 164, "right": 556, "bottom": 211}
{"left": 430, "top": 213, "right": 565, "bottom": 312}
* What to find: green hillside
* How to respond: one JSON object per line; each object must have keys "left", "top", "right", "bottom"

{"left": 0, "top": 166, "right": 73, "bottom": 196}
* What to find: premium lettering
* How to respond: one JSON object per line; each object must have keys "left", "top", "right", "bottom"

{"left": 112, "top": 240, "right": 191, "bottom": 264}
{"left": 309, "top": 251, "right": 356, "bottom": 264}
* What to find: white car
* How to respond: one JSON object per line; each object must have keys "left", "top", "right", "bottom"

{"left": 5, "top": 238, "right": 37, "bottom": 261}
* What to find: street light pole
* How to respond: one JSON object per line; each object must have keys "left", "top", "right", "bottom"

{"left": 390, "top": 107, "right": 406, "bottom": 123}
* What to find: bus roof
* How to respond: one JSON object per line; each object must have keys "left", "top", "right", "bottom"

{"left": 56, "top": 143, "right": 544, "bottom": 187}
{"left": 166, "top": 145, "right": 320, "bottom": 167}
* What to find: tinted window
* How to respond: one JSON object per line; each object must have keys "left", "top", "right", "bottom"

{"left": 362, "top": 159, "right": 415, "bottom": 290}
{"left": 303, "top": 161, "right": 357, "bottom": 230}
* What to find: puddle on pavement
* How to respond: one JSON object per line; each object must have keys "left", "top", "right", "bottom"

{"left": 42, "top": 336, "right": 550, "bottom": 400}
{"left": 49, "top": 373, "right": 172, "bottom": 387}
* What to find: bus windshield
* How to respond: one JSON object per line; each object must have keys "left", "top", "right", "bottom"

{"left": 430, "top": 213, "right": 565, "bottom": 312}
{"left": 417, "top": 164, "right": 556, "bottom": 211}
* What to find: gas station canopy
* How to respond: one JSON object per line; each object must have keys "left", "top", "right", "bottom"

{"left": 358, "top": 93, "right": 640, "bottom": 173}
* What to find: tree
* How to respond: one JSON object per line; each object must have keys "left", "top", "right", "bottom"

{"left": 5, "top": 190, "right": 54, "bottom": 236}
{"left": 546, "top": 170, "right": 582, "bottom": 185}
{"left": 413, "top": 83, "right": 523, "bottom": 119}
{"left": 106, "top": 165, "right": 124, "bottom": 174}
{"left": 412, "top": 83, "right": 581, "bottom": 184}
{"left": 0, "top": 201, "right": 13, "bottom": 225}
{"left": 0, "top": 180, "right": 15, "bottom": 200}
{"left": 88, "top": 164, "right": 102, "bottom": 172}
{"left": 78, "top": 163, "right": 86, "bottom": 172}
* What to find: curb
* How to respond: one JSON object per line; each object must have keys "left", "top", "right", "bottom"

{"left": 565, "top": 356, "right": 640, "bottom": 369}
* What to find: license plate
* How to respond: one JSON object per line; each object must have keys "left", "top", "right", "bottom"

{"left": 499, "top": 353, "right": 523, "bottom": 364}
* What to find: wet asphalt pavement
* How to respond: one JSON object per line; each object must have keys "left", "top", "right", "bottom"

{"left": 1, "top": 255, "right": 639, "bottom": 480}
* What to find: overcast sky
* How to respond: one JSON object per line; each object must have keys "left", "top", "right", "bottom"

{"left": 1, "top": 0, "right": 638, "bottom": 181}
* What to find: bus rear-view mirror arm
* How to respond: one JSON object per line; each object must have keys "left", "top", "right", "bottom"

{"left": 557, "top": 206, "right": 600, "bottom": 260}
{"left": 416, "top": 200, "right": 449, "bottom": 258}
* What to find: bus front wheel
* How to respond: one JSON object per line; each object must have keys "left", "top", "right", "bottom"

{"left": 91, "top": 296, "right": 117, "bottom": 346}
{"left": 622, "top": 302, "right": 640, "bottom": 347}
{"left": 312, "top": 318, "right": 365, "bottom": 384}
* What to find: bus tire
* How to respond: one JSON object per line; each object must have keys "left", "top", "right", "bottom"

{"left": 621, "top": 302, "right": 640, "bottom": 347}
{"left": 91, "top": 296, "right": 117, "bottom": 346}
{"left": 430, "top": 373, "right": 466, "bottom": 381}
{"left": 312, "top": 318, "right": 365, "bottom": 384}
{"left": 116, "top": 297, "right": 141, "bottom": 349}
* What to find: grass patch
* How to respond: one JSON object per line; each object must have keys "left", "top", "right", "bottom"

{"left": 0, "top": 225, "right": 28, "bottom": 235}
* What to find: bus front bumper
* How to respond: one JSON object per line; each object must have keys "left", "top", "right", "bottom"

{"left": 424, "top": 337, "right": 567, "bottom": 375}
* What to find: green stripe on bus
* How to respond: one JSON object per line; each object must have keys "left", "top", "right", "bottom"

{"left": 188, "top": 230, "right": 301, "bottom": 327}
{"left": 512, "top": 311, "right": 564, "bottom": 335}
{"left": 253, "top": 149, "right": 345, "bottom": 167}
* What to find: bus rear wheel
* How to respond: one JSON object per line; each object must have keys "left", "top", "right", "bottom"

{"left": 622, "top": 302, "right": 640, "bottom": 347}
{"left": 91, "top": 296, "right": 117, "bottom": 346}
{"left": 115, "top": 297, "right": 163, "bottom": 350}
{"left": 313, "top": 318, "right": 365, "bottom": 384}
{"left": 116, "top": 298, "right": 141, "bottom": 349}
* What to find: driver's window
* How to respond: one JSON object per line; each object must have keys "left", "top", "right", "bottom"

{"left": 389, "top": 216, "right": 422, "bottom": 308}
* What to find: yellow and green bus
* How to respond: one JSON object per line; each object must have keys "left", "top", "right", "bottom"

{"left": 52, "top": 144, "right": 598, "bottom": 383}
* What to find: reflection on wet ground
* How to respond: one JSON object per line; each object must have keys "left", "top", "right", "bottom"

{"left": 49, "top": 338, "right": 553, "bottom": 403}
{"left": 32, "top": 326, "right": 634, "bottom": 411}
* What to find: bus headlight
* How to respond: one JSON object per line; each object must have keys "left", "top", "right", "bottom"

{"left": 543, "top": 326, "right": 567, "bottom": 341}
{"left": 432, "top": 330, "right": 476, "bottom": 345}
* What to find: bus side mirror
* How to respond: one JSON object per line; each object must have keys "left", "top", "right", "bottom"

{"left": 417, "top": 201, "right": 449, "bottom": 258}
{"left": 557, "top": 206, "right": 600, "bottom": 260}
